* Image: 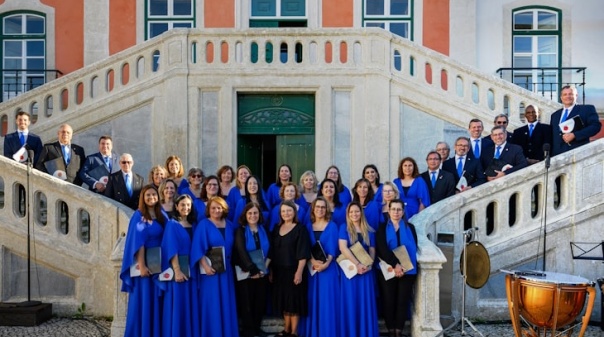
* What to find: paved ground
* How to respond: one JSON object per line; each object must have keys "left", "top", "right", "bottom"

{"left": 0, "top": 317, "right": 601, "bottom": 337}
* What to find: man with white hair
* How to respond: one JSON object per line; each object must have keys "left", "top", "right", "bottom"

{"left": 104, "top": 153, "right": 144, "bottom": 210}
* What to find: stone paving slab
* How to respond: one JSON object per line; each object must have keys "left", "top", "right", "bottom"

{"left": 0, "top": 317, "right": 601, "bottom": 337}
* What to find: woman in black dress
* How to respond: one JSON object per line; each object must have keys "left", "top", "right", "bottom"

{"left": 232, "top": 202, "right": 271, "bottom": 337}
{"left": 270, "top": 200, "right": 310, "bottom": 337}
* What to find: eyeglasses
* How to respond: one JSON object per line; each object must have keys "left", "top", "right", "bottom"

{"left": 383, "top": 190, "right": 394, "bottom": 194}
{"left": 192, "top": 174, "right": 203, "bottom": 178}
{"left": 121, "top": 161, "right": 132, "bottom": 164}
{"left": 206, "top": 183, "right": 218, "bottom": 187}
{"left": 496, "top": 121, "right": 508, "bottom": 125}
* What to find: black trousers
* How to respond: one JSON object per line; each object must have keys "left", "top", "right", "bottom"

{"left": 377, "top": 272, "right": 417, "bottom": 330}
{"left": 236, "top": 276, "right": 268, "bottom": 337}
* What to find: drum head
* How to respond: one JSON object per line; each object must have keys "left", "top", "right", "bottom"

{"left": 460, "top": 241, "right": 490, "bottom": 289}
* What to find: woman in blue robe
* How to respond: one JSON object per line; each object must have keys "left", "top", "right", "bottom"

{"left": 120, "top": 185, "right": 167, "bottom": 337}
{"left": 323, "top": 165, "right": 352, "bottom": 205}
{"left": 232, "top": 202, "right": 271, "bottom": 337}
{"left": 392, "top": 157, "right": 430, "bottom": 220}
{"left": 362, "top": 164, "right": 383, "bottom": 203}
{"left": 338, "top": 202, "right": 378, "bottom": 337}
{"left": 305, "top": 178, "right": 347, "bottom": 227}
{"left": 161, "top": 195, "right": 198, "bottom": 337}
{"left": 268, "top": 182, "right": 306, "bottom": 232}
{"left": 298, "top": 170, "right": 318, "bottom": 212}
{"left": 190, "top": 196, "right": 239, "bottom": 337}
{"left": 376, "top": 199, "right": 418, "bottom": 337}
{"left": 352, "top": 178, "right": 381, "bottom": 230}
{"left": 226, "top": 165, "right": 251, "bottom": 221}
{"left": 265, "top": 164, "right": 293, "bottom": 210}
{"left": 193, "top": 175, "right": 220, "bottom": 223}
{"left": 159, "top": 179, "right": 178, "bottom": 219}
{"left": 300, "top": 197, "right": 340, "bottom": 337}
{"left": 234, "top": 175, "right": 270, "bottom": 226}
{"left": 178, "top": 168, "right": 204, "bottom": 200}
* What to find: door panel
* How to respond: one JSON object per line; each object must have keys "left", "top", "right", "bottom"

{"left": 276, "top": 135, "right": 315, "bottom": 183}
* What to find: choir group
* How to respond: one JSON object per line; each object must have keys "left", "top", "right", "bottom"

{"left": 121, "top": 161, "right": 424, "bottom": 337}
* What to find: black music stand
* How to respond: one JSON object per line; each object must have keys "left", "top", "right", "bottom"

{"left": 570, "top": 241, "right": 604, "bottom": 331}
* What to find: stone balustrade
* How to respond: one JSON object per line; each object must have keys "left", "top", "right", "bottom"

{"left": 0, "top": 155, "right": 132, "bottom": 315}
{"left": 0, "top": 28, "right": 559, "bottom": 147}
{"left": 411, "top": 138, "right": 604, "bottom": 322}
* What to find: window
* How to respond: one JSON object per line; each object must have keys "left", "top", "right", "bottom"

{"left": 1, "top": 13, "right": 46, "bottom": 102}
{"left": 250, "top": 0, "right": 307, "bottom": 27}
{"left": 363, "top": 0, "right": 412, "bottom": 39}
{"left": 145, "top": 0, "right": 195, "bottom": 39}
{"left": 512, "top": 8, "right": 561, "bottom": 96}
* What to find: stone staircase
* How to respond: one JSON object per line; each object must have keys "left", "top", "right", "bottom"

{"left": 1, "top": 29, "right": 601, "bottom": 337}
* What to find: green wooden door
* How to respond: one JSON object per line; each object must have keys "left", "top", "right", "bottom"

{"left": 237, "top": 94, "right": 315, "bottom": 187}
{"left": 276, "top": 134, "right": 315, "bottom": 184}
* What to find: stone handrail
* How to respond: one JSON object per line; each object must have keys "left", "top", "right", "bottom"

{"left": 0, "top": 28, "right": 559, "bottom": 146}
{"left": 0, "top": 155, "right": 132, "bottom": 315}
{"left": 410, "top": 138, "right": 604, "bottom": 321}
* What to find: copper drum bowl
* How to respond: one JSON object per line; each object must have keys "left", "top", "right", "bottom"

{"left": 506, "top": 271, "right": 596, "bottom": 336}
{"left": 517, "top": 275, "right": 589, "bottom": 327}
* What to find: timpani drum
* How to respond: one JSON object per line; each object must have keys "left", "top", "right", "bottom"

{"left": 505, "top": 271, "right": 596, "bottom": 337}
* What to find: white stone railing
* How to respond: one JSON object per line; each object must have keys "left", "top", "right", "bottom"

{"left": 0, "top": 155, "right": 132, "bottom": 315}
{"left": 411, "top": 138, "right": 604, "bottom": 323}
{"left": 0, "top": 28, "right": 559, "bottom": 145}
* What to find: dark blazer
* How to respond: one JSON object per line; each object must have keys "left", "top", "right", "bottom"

{"left": 442, "top": 156, "right": 486, "bottom": 188}
{"left": 550, "top": 105, "right": 601, "bottom": 156}
{"left": 480, "top": 142, "right": 528, "bottom": 176}
{"left": 511, "top": 122, "right": 553, "bottom": 161}
{"left": 35, "top": 142, "right": 86, "bottom": 185}
{"left": 104, "top": 171, "right": 144, "bottom": 210}
{"left": 3, "top": 131, "right": 43, "bottom": 164}
{"left": 420, "top": 170, "right": 456, "bottom": 204}
{"left": 79, "top": 152, "right": 121, "bottom": 191}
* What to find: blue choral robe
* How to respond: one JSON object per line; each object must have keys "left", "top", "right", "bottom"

{"left": 120, "top": 211, "right": 164, "bottom": 337}
{"left": 393, "top": 178, "right": 431, "bottom": 220}
{"left": 338, "top": 226, "right": 379, "bottom": 337}
{"left": 190, "top": 218, "right": 239, "bottom": 337}
{"left": 160, "top": 219, "right": 197, "bottom": 337}
{"left": 300, "top": 221, "right": 341, "bottom": 337}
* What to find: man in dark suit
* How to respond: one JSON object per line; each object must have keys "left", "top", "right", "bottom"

{"left": 35, "top": 124, "right": 85, "bottom": 185}
{"left": 421, "top": 151, "right": 455, "bottom": 204}
{"left": 3, "top": 111, "right": 43, "bottom": 164}
{"left": 511, "top": 105, "right": 553, "bottom": 165}
{"left": 481, "top": 126, "right": 528, "bottom": 181}
{"left": 483, "top": 114, "right": 513, "bottom": 145}
{"left": 467, "top": 118, "right": 490, "bottom": 160}
{"left": 443, "top": 136, "right": 486, "bottom": 191}
{"left": 104, "top": 153, "right": 144, "bottom": 210}
{"left": 550, "top": 85, "right": 601, "bottom": 156}
{"left": 79, "top": 135, "right": 120, "bottom": 193}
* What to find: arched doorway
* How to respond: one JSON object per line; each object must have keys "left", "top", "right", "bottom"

{"left": 237, "top": 93, "right": 315, "bottom": 189}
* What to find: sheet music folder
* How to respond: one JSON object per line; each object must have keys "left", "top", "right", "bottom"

{"left": 570, "top": 241, "right": 604, "bottom": 261}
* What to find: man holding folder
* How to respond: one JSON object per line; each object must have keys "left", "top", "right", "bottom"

{"left": 550, "top": 85, "right": 601, "bottom": 156}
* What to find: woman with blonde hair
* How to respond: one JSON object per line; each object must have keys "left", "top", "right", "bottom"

{"left": 148, "top": 165, "right": 167, "bottom": 189}
{"left": 226, "top": 165, "right": 252, "bottom": 220}
{"left": 165, "top": 155, "right": 186, "bottom": 188}
{"left": 298, "top": 170, "right": 318, "bottom": 210}
{"left": 338, "top": 201, "right": 378, "bottom": 337}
